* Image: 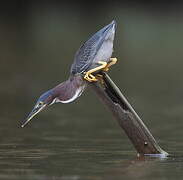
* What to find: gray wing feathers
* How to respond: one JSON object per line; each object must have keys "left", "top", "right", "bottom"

{"left": 70, "top": 34, "right": 102, "bottom": 74}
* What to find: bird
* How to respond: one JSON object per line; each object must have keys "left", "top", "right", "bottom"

{"left": 21, "top": 20, "right": 117, "bottom": 127}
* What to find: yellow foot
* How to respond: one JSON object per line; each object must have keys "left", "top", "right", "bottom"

{"left": 83, "top": 58, "right": 117, "bottom": 82}
{"left": 103, "top": 57, "right": 117, "bottom": 72}
{"left": 84, "top": 72, "right": 98, "bottom": 82}
{"left": 84, "top": 61, "right": 107, "bottom": 82}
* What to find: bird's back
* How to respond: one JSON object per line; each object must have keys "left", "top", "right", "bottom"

{"left": 70, "top": 32, "right": 103, "bottom": 75}
{"left": 70, "top": 21, "right": 116, "bottom": 75}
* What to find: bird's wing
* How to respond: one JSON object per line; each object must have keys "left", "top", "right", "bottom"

{"left": 70, "top": 33, "right": 103, "bottom": 75}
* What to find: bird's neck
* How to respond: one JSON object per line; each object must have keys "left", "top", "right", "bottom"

{"left": 52, "top": 75, "right": 86, "bottom": 103}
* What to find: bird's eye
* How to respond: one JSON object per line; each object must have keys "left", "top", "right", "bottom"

{"left": 38, "top": 101, "right": 44, "bottom": 106}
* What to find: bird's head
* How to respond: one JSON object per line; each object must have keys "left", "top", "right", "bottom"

{"left": 22, "top": 76, "right": 85, "bottom": 127}
{"left": 21, "top": 90, "right": 56, "bottom": 127}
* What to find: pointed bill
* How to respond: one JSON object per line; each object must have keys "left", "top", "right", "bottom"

{"left": 21, "top": 104, "right": 47, "bottom": 127}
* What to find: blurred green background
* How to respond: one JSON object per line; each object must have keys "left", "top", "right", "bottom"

{"left": 1, "top": 1, "right": 183, "bottom": 179}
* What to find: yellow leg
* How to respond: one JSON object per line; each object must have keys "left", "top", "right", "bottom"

{"left": 84, "top": 61, "right": 107, "bottom": 82}
{"left": 83, "top": 58, "right": 118, "bottom": 82}
{"left": 103, "top": 58, "right": 117, "bottom": 71}
{"left": 84, "top": 73, "right": 98, "bottom": 82}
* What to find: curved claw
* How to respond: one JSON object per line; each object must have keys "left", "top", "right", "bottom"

{"left": 103, "top": 58, "right": 117, "bottom": 71}
{"left": 83, "top": 58, "right": 117, "bottom": 82}
{"left": 84, "top": 72, "right": 98, "bottom": 82}
{"left": 83, "top": 61, "right": 107, "bottom": 82}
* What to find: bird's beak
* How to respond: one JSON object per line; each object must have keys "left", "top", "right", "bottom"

{"left": 21, "top": 104, "right": 47, "bottom": 127}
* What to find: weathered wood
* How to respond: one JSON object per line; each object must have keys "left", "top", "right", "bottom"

{"left": 90, "top": 72, "right": 168, "bottom": 156}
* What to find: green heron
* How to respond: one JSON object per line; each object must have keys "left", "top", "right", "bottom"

{"left": 22, "top": 20, "right": 117, "bottom": 127}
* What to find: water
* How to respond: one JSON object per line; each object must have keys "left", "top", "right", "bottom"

{"left": 1, "top": 98, "right": 183, "bottom": 179}
{"left": 2, "top": 2, "right": 183, "bottom": 179}
{"left": 0, "top": 119, "right": 183, "bottom": 180}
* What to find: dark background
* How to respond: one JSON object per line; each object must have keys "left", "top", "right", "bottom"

{"left": 1, "top": 1, "right": 183, "bottom": 179}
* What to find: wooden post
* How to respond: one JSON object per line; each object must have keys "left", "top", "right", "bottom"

{"left": 90, "top": 72, "right": 168, "bottom": 156}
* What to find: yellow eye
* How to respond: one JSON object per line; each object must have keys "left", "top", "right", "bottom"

{"left": 38, "top": 101, "right": 44, "bottom": 106}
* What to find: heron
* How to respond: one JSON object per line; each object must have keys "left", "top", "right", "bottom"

{"left": 22, "top": 20, "right": 117, "bottom": 127}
